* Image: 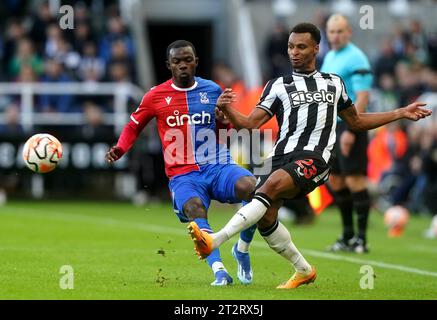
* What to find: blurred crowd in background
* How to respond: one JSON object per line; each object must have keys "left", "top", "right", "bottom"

{"left": 213, "top": 12, "right": 437, "bottom": 217}
{"left": 0, "top": 0, "right": 135, "bottom": 137}
{"left": 0, "top": 1, "right": 436, "bottom": 219}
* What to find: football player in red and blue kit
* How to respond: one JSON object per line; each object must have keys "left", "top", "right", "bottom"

{"left": 106, "top": 40, "right": 257, "bottom": 286}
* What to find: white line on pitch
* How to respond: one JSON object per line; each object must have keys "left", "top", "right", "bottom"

{"left": 303, "top": 249, "right": 437, "bottom": 278}
{"left": 3, "top": 206, "right": 437, "bottom": 278}
{"left": 246, "top": 241, "right": 437, "bottom": 278}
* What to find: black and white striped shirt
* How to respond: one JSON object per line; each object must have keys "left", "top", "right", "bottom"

{"left": 257, "top": 70, "right": 353, "bottom": 163}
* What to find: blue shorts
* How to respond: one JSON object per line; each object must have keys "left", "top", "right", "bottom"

{"left": 169, "top": 163, "right": 253, "bottom": 223}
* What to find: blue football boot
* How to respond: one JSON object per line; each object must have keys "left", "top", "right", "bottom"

{"left": 231, "top": 243, "right": 253, "bottom": 285}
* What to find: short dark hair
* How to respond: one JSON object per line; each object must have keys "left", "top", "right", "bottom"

{"left": 290, "top": 23, "right": 321, "bottom": 44}
{"left": 166, "top": 40, "right": 197, "bottom": 60}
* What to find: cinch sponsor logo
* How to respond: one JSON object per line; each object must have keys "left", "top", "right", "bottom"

{"left": 289, "top": 90, "right": 335, "bottom": 107}
{"left": 166, "top": 110, "right": 212, "bottom": 127}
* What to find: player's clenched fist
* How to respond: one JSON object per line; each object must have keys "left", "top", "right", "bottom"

{"left": 105, "top": 146, "right": 123, "bottom": 163}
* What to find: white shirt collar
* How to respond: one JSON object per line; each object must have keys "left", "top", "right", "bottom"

{"left": 292, "top": 70, "right": 318, "bottom": 77}
{"left": 171, "top": 81, "right": 198, "bottom": 91}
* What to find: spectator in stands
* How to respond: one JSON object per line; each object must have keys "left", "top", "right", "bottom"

{"left": 77, "top": 41, "right": 105, "bottom": 82}
{"left": 17, "top": 63, "right": 37, "bottom": 82}
{"left": 44, "top": 23, "right": 64, "bottom": 59}
{"left": 107, "top": 61, "right": 130, "bottom": 83}
{"left": 380, "top": 122, "right": 437, "bottom": 215}
{"left": 2, "top": 0, "right": 27, "bottom": 17}
{"left": 99, "top": 15, "right": 134, "bottom": 64}
{"left": 402, "top": 41, "right": 424, "bottom": 66}
{"left": 384, "top": 123, "right": 423, "bottom": 208}
{"left": 264, "top": 20, "right": 292, "bottom": 78}
{"left": 29, "top": 1, "right": 55, "bottom": 53}
{"left": 107, "top": 40, "right": 135, "bottom": 82}
{"left": 51, "top": 38, "right": 81, "bottom": 73}
{"left": 427, "top": 32, "right": 437, "bottom": 71}
{"left": 73, "top": 1, "right": 91, "bottom": 24}
{"left": 409, "top": 20, "right": 428, "bottom": 65}
{"left": 212, "top": 62, "right": 247, "bottom": 107}
{"left": 374, "top": 40, "right": 400, "bottom": 85}
{"left": 395, "top": 62, "right": 425, "bottom": 106}
{"left": 8, "top": 38, "right": 44, "bottom": 78}
{"left": 371, "top": 73, "right": 399, "bottom": 113}
{"left": 391, "top": 25, "right": 408, "bottom": 57}
{"left": 6, "top": 64, "right": 39, "bottom": 112}
{"left": 0, "top": 104, "right": 23, "bottom": 135}
{"left": 313, "top": 9, "right": 330, "bottom": 68}
{"left": 2, "top": 19, "right": 27, "bottom": 76}
{"left": 77, "top": 42, "right": 106, "bottom": 109}
{"left": 38, "top": 59, "right": 74, "bottom": 113}
{"left": 106, "top": 62, "right": 132, "bottom": 112}
{"left": 81, "top": 101, "right": 112, "bottom": 139}
{"left": 410, "top": 125, "right": 435, "bottom": 212}
{"left": 72, "top": 22, "right": 95, "bottom": 55}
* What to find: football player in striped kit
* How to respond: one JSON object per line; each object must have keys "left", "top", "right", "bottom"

{"left": 189, "top": 23, "right": 431, "bottom": 289}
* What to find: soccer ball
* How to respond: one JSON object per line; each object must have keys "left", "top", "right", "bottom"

{"left": 384, "top": 205, "right": 409, "bottom": 237}
{"left": 22, "top": 133, "right": 63, "bottom": 173}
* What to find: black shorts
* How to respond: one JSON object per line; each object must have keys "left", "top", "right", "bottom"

{"left": 330, "top": 121, "right": 368, "bottom": 176}
{"left": 255, "top": 150, "right": 331, "bottom": 199}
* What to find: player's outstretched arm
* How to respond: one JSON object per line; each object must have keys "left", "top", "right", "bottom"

{"left": 339, "top": 101, "right": 432, "bottom": 132}
{"left": 217, "top": 88, "right": 270, "bottom": 130}
{"left": 105, "top": 121, "right": 142, "bottom": 163}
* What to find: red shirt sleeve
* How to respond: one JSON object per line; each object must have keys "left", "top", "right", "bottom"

{"left": 116, "top": 91, "right": 156, "bottom": 155}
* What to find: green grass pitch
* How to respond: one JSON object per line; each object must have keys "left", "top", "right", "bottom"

{"left": 1, "top": 200, "right": 436, "bottom": 300}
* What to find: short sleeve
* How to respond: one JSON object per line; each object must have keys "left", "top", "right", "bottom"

{"left": 338, "top": 77, "right": 353, "bottom": 112}
{"left": 256, "top": 78, "right": 281, "bottom": 117}
{"left": 349, "top": 52, "right": 373, "bottom": 92}
{"left": 351, "top": 71, "right": 373, "bottom": 93}
{"left": 130, "top": 90, "right": 156, "bottom": 126}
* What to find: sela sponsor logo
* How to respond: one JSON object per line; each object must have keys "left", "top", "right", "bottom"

{"left": 166, "top": 110, "right": 212, "bottom": 127}
{"left": 289, "top": 90, "right": 334, "bottom": 107}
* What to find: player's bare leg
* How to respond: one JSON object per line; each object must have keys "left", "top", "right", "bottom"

{"left": 234, "top": 176, "right": 257, "bottom": 202}
{"left": 186, "top": 175, "right": 257, "bottom": 284}
{"left": 189, "top": 169, "right": 295, "bottom": 255}
{"left": 189, "top": 169, "right": 316, "bottom": 288}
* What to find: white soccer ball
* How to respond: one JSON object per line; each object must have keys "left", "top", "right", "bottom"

{"left": 384, "top": 205, "right": 409, "bottom": 237}
{"left": 22, "top": 133, "right": 63, "bottom": 173}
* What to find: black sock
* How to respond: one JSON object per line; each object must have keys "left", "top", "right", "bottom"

{"left": 352, "top": 189, "right": 371, "bottom": 242}
{"left": 333, "top": 188, "right": 354, "bottom": 240}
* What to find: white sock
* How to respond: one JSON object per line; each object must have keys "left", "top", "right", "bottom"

{"left": 211, "top": 261, "right": 227, "bottom": 275}
{"left": 212, "top": 196, "right": 270, "bottom": 248}
{"left": 261, "top": 221, "right": 312, "bottom": 275}
{"left": 237, "top": 239, "right": 250, "bottom": 253}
